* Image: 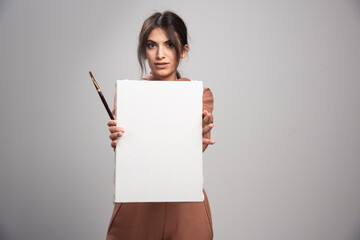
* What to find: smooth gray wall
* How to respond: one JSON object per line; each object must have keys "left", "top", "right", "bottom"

{"left": 1, "top": 0, "right": 360, "bottom": 239}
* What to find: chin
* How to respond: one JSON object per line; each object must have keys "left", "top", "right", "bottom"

{"left": 152, "top": 72, "right": 172, "bottom": 80}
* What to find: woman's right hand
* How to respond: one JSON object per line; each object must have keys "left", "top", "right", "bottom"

{"left": 108, "top": 120, "right": 125, "bottom": 151}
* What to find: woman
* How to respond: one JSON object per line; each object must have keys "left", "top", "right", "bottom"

{"left": 106, "top": 11, "right": 215, "bottom": 240}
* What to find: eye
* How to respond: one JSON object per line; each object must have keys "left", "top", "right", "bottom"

{"left": 147, "top": 43, "right": 156, "bottom": 48}
{"left": 167, "top": 42, "right": 174, "bottom": 47}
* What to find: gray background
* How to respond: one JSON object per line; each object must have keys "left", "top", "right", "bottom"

{"left": 1, "top": 0, "right": 360, "bottom": 239}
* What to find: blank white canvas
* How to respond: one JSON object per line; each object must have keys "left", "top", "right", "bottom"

{"left": 114, "top": 80, "right": 204, "bottom": 202}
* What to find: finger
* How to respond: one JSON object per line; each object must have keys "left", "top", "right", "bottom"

{"left": 203, "top": 113, "right": 210, "bottom": 124}
{"left": 109, "top": 126, "right": 125, "bottom": 133}
{"left": 202, "top": 123, "right": 214, "bottom": 135}
{"left": 203, "top": 138, "right": 216, "bottom": 144}
{"left": 111, "top": 140, "right": 117, "bottom": 149}
{"left": 109, "top": 132, "right": 124, "bottom": 140}
{"left": 203, "top": 111, "right": 213, "bottom": 125}
{"left": 202, "top": 110, "right": 208, "bottom": 118}
{"left": 208, "top": 112, "right": 213, "bottom": 123}
{"left": 202, "top": 124, "right": 211, "bottom": 135}
{"left": 108, "top": 120, "right": 117, "bottom": 127}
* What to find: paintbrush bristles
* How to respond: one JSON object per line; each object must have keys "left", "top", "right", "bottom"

{"left": 89, "top": 71, "right": 101, "bottom": 92}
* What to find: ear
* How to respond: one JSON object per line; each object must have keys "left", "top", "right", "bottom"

{"left": 180, "top": 44, "right": 189, "bottom": 58}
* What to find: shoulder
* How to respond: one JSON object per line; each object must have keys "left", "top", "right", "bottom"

{"left": 203, "top": 87, "right": 212, "bottom": 94}
{"left": 202, "top": 87, "right": 214, "bottom": 112}
{"left": 203, "top": 87, "right": 213, "bottom": 99}
{"left": 141, "top": 74, "right": 155, "bottom": 80}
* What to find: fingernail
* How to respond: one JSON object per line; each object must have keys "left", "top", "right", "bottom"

{"left": 117, "top": 132, "right": 122, "bottom": 137}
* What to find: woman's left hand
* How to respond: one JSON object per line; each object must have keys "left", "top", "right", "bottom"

{"left": 202, "top": 109, "right": 215, "bottom": 150}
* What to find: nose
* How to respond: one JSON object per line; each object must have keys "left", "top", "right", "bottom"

{"left": 156, "top": 45, "right": 165, "bottom": 59}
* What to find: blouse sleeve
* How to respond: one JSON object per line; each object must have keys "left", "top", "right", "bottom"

{"left": 203, "top": 87, "right": 214, "bottom": 152}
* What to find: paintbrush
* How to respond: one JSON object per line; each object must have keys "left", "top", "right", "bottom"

{"left": 89, "top": 71, "right": 115, "bottom": 120}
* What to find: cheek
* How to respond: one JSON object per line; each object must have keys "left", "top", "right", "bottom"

{"left": 146, "top": 51, "right": 155, "bottom": 64}
{"left": 169, "top": 53, "right": 178, "bottom": 66}
{"left": 167, "top": 49, "right": 177, "bottom": 61}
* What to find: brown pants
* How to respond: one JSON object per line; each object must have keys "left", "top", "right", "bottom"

{"left": 106, "top": 189, "right": 213, "bottom": 240}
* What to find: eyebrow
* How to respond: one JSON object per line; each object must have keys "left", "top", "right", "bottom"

{"left": 147, "top": 39, "right": 172, "bottom": 44}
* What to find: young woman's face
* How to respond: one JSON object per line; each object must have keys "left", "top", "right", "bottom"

{"left": 146, "top": 27, "right": 188, "bottom": 80}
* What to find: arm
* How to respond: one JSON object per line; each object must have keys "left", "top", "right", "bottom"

{"left": 108, "top": 89, "right": 125, "bottom": 151}
{"left": 202, "top": 88, "right": 215, "bottom": 152}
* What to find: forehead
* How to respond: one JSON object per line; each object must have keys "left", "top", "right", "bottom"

{"left": 147, "top": 27, "right": 169, "bottom": 42}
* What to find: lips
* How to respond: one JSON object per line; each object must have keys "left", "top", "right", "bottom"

{"left": 155, "top": 62, "right": 169, "bottom": 69}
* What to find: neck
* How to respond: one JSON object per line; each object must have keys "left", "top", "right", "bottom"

{"left": 153, "top": 72, "right": 177, "bottom": 81}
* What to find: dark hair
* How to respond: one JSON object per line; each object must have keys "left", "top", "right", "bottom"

{"left": 137, "top": 11, "right": 189, "bottom": 79}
